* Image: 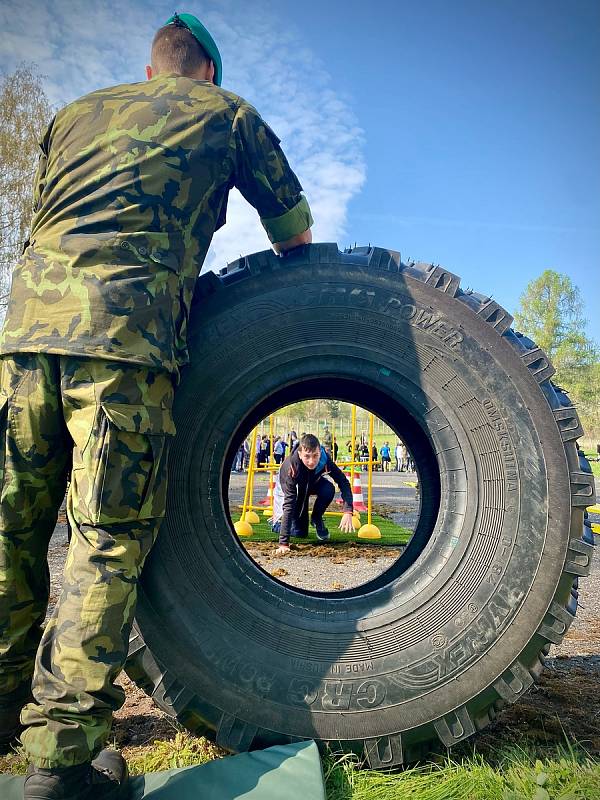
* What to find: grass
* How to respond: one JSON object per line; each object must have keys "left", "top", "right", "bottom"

{"left": 335, "top": 434, "right": 403, "bottom": 456}
{"left": 125, "top": 731, "right": 223, "bottom": 775}
{"left": 0, "top": 732, "right": 221, "bottom": 777}
{"left": 325, "top": 747, "right": 600, "bottom": 799}
{"left": 4, "top": 737, "right": 600, "bottom": 798}
{"left": 236, "top": 511, "right": 413, "bottom": 547}
{"left": 583, "top": 452, "right": 600, "bottom": 479}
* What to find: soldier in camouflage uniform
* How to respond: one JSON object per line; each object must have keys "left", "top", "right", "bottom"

{"left": 0, "top": 13, "right": 312, "bottom": 799}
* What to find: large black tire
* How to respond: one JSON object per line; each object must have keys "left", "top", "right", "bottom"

{"left": 126, "top": 244, "right": 595, "bottom": 766}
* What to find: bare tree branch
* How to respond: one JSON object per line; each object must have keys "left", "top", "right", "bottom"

{"left": 0, "top": 64, "right": 53, "bottom": 303}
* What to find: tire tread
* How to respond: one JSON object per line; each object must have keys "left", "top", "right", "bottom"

{"left": 128, "top": 242, "right": 596, "bottom": 764}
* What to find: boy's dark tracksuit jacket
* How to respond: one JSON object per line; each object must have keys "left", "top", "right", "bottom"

{"left": 278, "top": 446, "right": 353, "bottom": 545}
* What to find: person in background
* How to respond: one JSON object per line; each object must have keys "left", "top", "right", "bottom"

{"left": 359, "top": 441, "right": 369, "bottom": 471}
{"left": 233, "top": 442, "right": 244, "bottom": 472}
{"left": 371, "top": 442, "right": 379, "bottom": 471}
{"left": 394, "top": 441, "right": 404, "bottom": 471}
{"left": 258, "top": 435, "right": 271, "bottom": 467}
{"left": 255, "top": 433, "right": 262, "bottom": 466}
{"left": 401, "top": 442, "right": 409, "bottom": 471}
{"left": 322, "top": 427, "right": 333, "bottom": 456}
{"left": 380, "top": 441, "right": 391, "bottom": 472}
{"left": 273, "top": 435, "right": 287, "bottom": 464}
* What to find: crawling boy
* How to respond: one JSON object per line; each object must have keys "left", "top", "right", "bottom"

{"left": 273, "top": 433, "right": 354, "bottom": 554}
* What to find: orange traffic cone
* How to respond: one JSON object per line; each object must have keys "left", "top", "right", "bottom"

{"left": 351, "top": 470, "right": 368, "bottom": 512}
{"left": 337, "top": 469, "right": 352, "bottom": 504}
{"left": 258, "top": 469, "right": 275, "bottom": 506}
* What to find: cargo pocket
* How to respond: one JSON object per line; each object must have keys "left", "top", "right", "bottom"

{"left": 88, "top": 403, "right": 176, "bottom": 525}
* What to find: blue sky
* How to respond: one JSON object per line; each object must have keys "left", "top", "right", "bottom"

{"left": 1, "top": 0, "right": 598, "bottom": 342}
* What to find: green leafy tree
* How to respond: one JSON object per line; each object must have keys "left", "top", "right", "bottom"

{"left": 284, "top": 401, "right": 310, "bottom": 421}
{"left": 514, "top": 270, "right": 599, "bottom": 437}
{"left": 514, "top": 270, "right": 597, "bottom": 372}
{"left": 324, "top": 399, "right": 341, "bottom": 419}
{"left": 0, "top": 64, "right": 53, "bottom": 315}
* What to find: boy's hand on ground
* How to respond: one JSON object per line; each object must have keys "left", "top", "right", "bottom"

{"left": 339, "top": 513, "right": 354, "bottom": 533}
{"left": 275, "top": 544, "right": 291, "bottom": 555}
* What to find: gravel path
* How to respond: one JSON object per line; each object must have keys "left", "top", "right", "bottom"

{"left": 553, "top": 505, "right": 600, "bottom": 658}
{"left": 245, "top": 541, "right": 404, "bottom": 591}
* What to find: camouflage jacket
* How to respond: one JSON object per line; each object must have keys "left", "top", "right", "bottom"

{"left": 0, "top": 74, "right": 312, "bottom": 372}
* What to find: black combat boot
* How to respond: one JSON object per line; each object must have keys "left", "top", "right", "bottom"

{"left": 23, "top": 748, "right": 129, "bottom": 799}
{"left": 0, "top": 681, "right": 32, "bottom": 754}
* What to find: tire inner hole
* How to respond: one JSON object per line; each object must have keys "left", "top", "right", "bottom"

{"left": 225, "top": 380, "right": 442, "bottom": 596}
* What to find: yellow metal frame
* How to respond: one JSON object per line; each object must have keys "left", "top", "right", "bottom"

{"left": 358, "top": 411, "right": 381, "bottom": 538}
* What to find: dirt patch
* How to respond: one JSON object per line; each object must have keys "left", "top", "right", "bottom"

{"left": 245, "top": 540, "right": 402, "bottom": 561}
{"left": 112, "top": 674, "right": 177, "bottom": 753}
{"left": 458, "top": 657, "right": 600, "bottom": 759}
{"left": 562, "top": 615, "right": 600, "bottom": 648}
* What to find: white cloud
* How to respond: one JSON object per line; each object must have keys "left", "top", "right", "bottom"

{"left": 204, "top": 5, "right": 366, "bottom": 270}
{"left": 0, "top": 0, "right": 153, "bottom": 104}
{"left": 0, "top": 0, "right": 366, "bottom": 272}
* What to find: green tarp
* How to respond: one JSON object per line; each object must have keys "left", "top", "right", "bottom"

{"left": 0, "top": 740, "right": 326, "bottom": 799}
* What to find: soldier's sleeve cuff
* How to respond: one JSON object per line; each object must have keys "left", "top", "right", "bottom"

{"left": 261, "top": 195, "right": 313, "bottom": 244}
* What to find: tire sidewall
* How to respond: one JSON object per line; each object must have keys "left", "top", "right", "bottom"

{"left": 134, "top": 256, "right": 572, "bottom": 748}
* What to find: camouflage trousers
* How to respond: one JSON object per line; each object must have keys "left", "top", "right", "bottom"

{"left": 0, "top": 353, "right": 175, "bottom": 767}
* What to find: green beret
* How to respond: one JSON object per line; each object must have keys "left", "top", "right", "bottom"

{"left": 164, "top": 12, "right": 223, "bottom": 86}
